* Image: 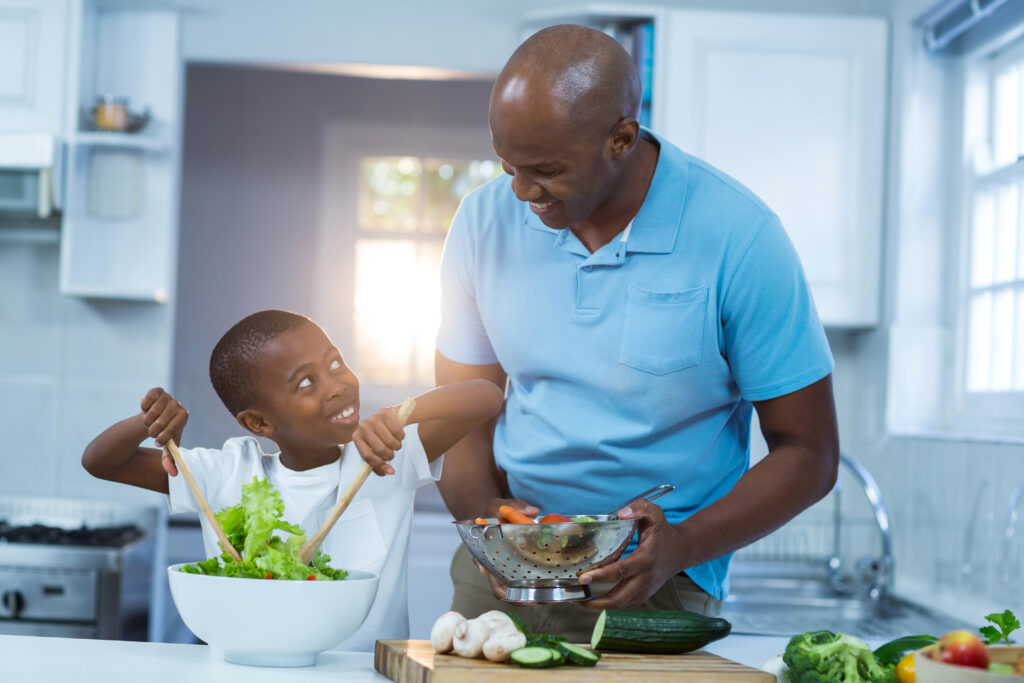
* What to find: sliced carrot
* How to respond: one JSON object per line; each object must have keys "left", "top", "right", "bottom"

{"left": 498, "top": 505, "right": 537, "bottom": 524}
{"left": 474, "top": 517, "right": 489, "bottom": 525}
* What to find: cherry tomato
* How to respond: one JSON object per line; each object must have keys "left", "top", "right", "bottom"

{"left": 538, "top": 513, "right": 571, "bottom": 523}
{"left": 306, "top": 575, "right": 316, "bottom": 581}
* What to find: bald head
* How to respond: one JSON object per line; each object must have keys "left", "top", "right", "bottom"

{"left": 491, "top": 25, "right": 642, "bottom": 141}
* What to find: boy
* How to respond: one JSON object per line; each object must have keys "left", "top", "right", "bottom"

{"left": 82, "top": 309, "right": 504, "bottom": 651}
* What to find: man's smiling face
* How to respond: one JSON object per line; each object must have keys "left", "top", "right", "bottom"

{"left": 489, "top": 77, "right": 621, "bottom": 231}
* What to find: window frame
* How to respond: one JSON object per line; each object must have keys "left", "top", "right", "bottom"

{"left": 952, "top": 36, "right": 1024, "bottom": 436}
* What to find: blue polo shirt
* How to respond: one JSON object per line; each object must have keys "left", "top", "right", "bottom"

{"left": 436, "top": 130, "right": 833, "bottom": 599}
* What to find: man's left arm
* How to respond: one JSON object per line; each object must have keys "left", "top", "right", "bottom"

{"left": 579, "top": 374, "right": 839, "bottom": 609}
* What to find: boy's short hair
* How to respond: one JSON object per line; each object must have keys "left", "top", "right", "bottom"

{"left": 209, "top": 309, "right": 313, "bottom": 416}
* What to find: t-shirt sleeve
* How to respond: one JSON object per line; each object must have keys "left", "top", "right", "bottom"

{"left": 436, "top": 192, "right": 499, "bottom": 365}
{"left": 721, "top": 212, "right": 834, "bottom": 402}
{"left": 392, "top": 424, "right": 442, "bottom": 492}
{"left": 165, "top": 438, "right": 260, "bottom": 515}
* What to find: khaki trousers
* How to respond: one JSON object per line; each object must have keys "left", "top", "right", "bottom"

{"left": 448, "top": 544, "right": 722, "bottom": 643}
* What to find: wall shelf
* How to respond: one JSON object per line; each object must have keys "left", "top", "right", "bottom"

{"left": 59, "top": 285, "right": 168, "bottom": 303}
{"left": 72, "top": 131, "right": 170, "bottom": 153}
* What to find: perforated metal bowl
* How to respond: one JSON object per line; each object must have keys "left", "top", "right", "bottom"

{"left": 454, "top": 515, "right": 638, "bottom": 602}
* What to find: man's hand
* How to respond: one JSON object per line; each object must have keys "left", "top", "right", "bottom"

{"left": 140, "top": 387, "right": 188, "bottom": 477}
{"left": 576, "top": 499, "right": 686, "bottom": 609}
{"left": 352, "top": 405, "right": 407, "bottom": 476}
{"left": 478, "top": 497, "right": 539, "bottom": 600}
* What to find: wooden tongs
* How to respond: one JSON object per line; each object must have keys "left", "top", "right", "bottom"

{"left": 297, "top": 397, "right": 416, "bottom": 565}
{"left": 166, "top": 438, "right": 243, "bottom": 563}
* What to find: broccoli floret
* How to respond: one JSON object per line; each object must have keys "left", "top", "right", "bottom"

{"left": 783, "top": 631, "right": 896, "bottom": 683}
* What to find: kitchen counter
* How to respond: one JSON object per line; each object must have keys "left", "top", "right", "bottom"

{"left": 0, "top": 633, "right": 793, "bottom": 682}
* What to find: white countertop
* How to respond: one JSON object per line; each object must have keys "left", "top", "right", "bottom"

{"left": 0, "top": 633, "right": 793, "bottom": 682}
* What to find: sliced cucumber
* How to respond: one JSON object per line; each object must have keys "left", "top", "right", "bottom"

{"left": 509, "top": 646, "right": 564, "bottom": 668}
{"left": 505, "top": 612, "right": 530, "bottom": 635}
{"left": 526, "top": 633, "right": 567, "bottom": 648}
{"left": 553, "top": 641, "right": 601, "bottom": 667}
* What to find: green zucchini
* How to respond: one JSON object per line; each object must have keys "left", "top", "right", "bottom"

{"left": 553, "top": 641, "right": 601, "bottom": 666}
{"left": 509, "top": 646, "right": 564, "bottom": 668}
{"left": 872, "top": 634, "right": 937, "bottom": 666}
{"left": 590, "top": 609, "right": 732, "bottom": 654}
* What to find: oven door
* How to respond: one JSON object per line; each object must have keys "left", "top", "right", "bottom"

{"left": 0, "top": 566, "right": 99, "bottom": 637}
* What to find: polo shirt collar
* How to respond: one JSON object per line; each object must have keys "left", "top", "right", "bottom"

{"left": 521, "top": 128, "right": 688, "bottom": 255}
{"left": 625, "top": 129, "right": 687, "bottom": 254}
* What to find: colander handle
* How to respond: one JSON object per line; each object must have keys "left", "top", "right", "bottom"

{"left": 606, "top": 484, "right": 674, "bottom": 518}
{"left": 468, "top": 522, "right": 492, "bottom": 539}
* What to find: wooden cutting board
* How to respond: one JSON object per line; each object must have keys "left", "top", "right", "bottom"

{"left": 374, "top": 640, "right": 774, "bottom": 682}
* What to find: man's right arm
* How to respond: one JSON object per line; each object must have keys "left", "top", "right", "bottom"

{"left": 434, "top": 350, "right": 508, "bottom": 520}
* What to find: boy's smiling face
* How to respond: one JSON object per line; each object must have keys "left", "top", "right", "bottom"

{"left": 243, "top": 321, "right": 360, "bottom": 461}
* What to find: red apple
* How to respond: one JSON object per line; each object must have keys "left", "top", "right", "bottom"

{"left": 936, "top": 630, "right": 989, "bottom": 669}
{"left": 538, "top": 513, "right": 571, "bottom": 523}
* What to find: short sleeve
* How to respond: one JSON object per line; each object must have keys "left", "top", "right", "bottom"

{"left": 165, "top": 437, "right": 263, "bottom": 515}
{"left": 721, "top": 213, "right": 834, "bottom": 401}
{"left": 436, "top": 192, "right": 499, "bottom": 365}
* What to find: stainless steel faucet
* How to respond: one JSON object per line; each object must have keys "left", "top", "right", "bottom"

{"left": 827, "top": 453, "right": 894, "bottom": 600}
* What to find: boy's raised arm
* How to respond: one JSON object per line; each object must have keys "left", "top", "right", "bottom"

{"left": 81, "top": 387, "right": 189, "bottom": 494}
{"left": 352, "top": 379, "right": 504, "bottom": 474}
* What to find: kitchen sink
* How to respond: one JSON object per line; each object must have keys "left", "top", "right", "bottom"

{"left": 722, "top": 571, "right": 974, "bottom": 640}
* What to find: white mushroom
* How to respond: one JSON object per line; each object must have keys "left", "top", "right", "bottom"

{"left": 452, "top": 617, "right": 490, "bottom": 658}
{"left": 482, "top": 630, "right": 527, "bottom": 662}
{"left": 476, "top": 610, "right": 517, "bottom": 632}
{"left": 430, "top": 611, "right": 467, "bottom": 653}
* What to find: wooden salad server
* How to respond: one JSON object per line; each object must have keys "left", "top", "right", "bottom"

{"left": 166, "top": 438, "right": 243, "bottom": 563}
{"left": 298, "top": 397, "right": 416, "bottom": 565}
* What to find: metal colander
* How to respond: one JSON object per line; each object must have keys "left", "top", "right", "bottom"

{"left": 454, "top": 515, "right": 638, "bottom": 602}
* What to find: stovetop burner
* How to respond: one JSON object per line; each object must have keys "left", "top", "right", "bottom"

{"left": 0, "top": 520, "right": 144, "bottom": 547}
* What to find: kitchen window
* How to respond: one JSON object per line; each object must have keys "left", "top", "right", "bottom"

{"left": 352, "top": 155, "right": 500, "bottom": 385}
{"left": 957, "top": 37, "right": 1024, "bottom": 432}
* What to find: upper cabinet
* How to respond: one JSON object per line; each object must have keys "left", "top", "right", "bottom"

{"left": 59, "top": 2, "right": 183, "bottom": 301}
{"left": 0, "top": 0, "right": 69, "bottom": 135}
{"left": 524, "top": 6, "right": 889, "bottom": 328}
{"left": 660, "top": 10, "right": 888, "bottom": 328}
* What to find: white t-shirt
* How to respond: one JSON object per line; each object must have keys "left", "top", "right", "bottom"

{"left": 166, "top": 424, "right": 441, "bottom": 652}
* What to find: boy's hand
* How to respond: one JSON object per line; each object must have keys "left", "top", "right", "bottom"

{"left": 352, "top": 405, "right": 407, "bottom": 476}
{"left": 140, "top": 388, "right": 188, "bottom": 476}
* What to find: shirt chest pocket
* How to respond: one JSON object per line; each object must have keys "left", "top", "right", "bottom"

{"left": 318, "top": 499, "right": 387, "bottom": 573}
{"left": 619, "top": 285, "right": 708, "bottom": 375}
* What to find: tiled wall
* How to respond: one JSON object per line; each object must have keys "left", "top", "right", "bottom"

{"left": 879, "top": 437, "right": 1024, "bottom": 612}
{"left": 0, "top": 239, "right": 172, "bottom": 509}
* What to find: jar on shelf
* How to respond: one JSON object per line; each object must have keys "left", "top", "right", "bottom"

{"left": 94, "top": 95, "right": 129, "bottom": 131}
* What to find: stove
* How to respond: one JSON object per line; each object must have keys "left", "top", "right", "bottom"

{"left": 0, "top": 496, "right": 158, "bottom": 640}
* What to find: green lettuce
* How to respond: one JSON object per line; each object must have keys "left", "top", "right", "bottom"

{"left": 179, "top": 476, "right": 349, "bottom": 581}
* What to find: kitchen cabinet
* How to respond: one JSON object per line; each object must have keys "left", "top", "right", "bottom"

{"left": 0, "top": 0, "right": 68, "bottom": 135}
{"left": 58, "top": 1, "right": 182, "bottom": 301}
{"left": 523, "top": 6, "right": 888, "bottom": 328}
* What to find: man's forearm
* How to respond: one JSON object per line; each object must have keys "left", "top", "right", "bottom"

{"left": 675, "top": 441, "right": 837, "bottom": 571}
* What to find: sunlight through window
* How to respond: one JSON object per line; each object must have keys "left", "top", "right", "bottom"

{"left": 353, "top": 155, "right": 501, "bottom": 385}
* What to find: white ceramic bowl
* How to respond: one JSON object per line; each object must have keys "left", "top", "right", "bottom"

{"left": 915, "top": 644, "right": 1023, "bottom": 682}
{"left": 167, "top": 563, "right": 379, "bottom": 667}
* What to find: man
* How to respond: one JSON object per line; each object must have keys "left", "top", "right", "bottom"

{"left": 435, "top": 24, "right": 839, "bottom": 641}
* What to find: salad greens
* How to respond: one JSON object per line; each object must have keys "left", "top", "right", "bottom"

{"left": 179, "top": 476, "right": 349, "bottom": 581}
